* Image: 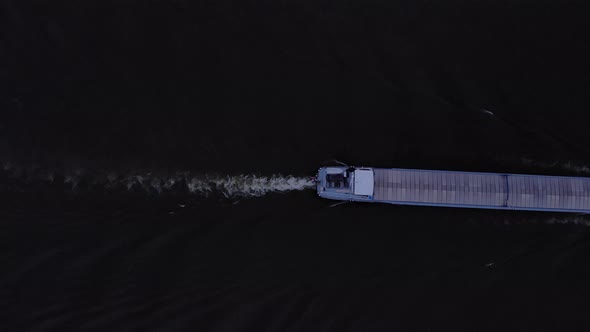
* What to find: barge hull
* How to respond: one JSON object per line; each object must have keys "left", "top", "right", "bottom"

{"left": 372, "top": 168, "right": 590, "bottom": 213}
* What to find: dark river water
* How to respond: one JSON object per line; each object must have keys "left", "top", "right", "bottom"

{"left": 2, "top": 0, "right": 590, "bottom": 330}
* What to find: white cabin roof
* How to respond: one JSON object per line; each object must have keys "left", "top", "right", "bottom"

{"left": 354, "top": 169, "right": 374, "bottom": 196}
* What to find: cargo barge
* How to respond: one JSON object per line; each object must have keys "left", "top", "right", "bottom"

{"left": 316, "top": 166, "right": 590, "bottom": 213}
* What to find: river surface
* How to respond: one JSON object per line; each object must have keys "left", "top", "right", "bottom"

{"left": 2, "top": 0, "right": 590, "bottom": 330}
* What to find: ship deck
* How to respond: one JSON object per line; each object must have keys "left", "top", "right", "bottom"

{"left": 372, "top": 168, "right": 590, "bottom": 213}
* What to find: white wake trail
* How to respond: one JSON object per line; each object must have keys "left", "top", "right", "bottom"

{"left": 519, "top": 157, "right": 590, "bottom": 175}
{"left": 86, "top": 171, "right": 315, "bottom": 197}
{"left": 544, "top": 216, "right": 590, "bottom": 226}
{"left": 1, "top": 161, "right": 316, "bottom": 198}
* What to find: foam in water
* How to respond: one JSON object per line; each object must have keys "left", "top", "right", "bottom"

{"left": 87, "top": 171, "right": 315, "bottom": 197}
{"left": 0, "top": 161, "right": 315, "bottom": 198}
{"left": 500, "top": 215, "right": 590, "bottom": 227}
{"left": 491, "top": 156, "right": 590, "bottom": 175}
{"left": 519, "top": 157, "right": 590, "bottom": 175}
{"left": 545, "top": 216, "right": 590, "bottom": 226}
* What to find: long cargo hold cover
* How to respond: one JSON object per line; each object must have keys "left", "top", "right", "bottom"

{"left": 372, "top": 168, "right": 590, "bottom": 213}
